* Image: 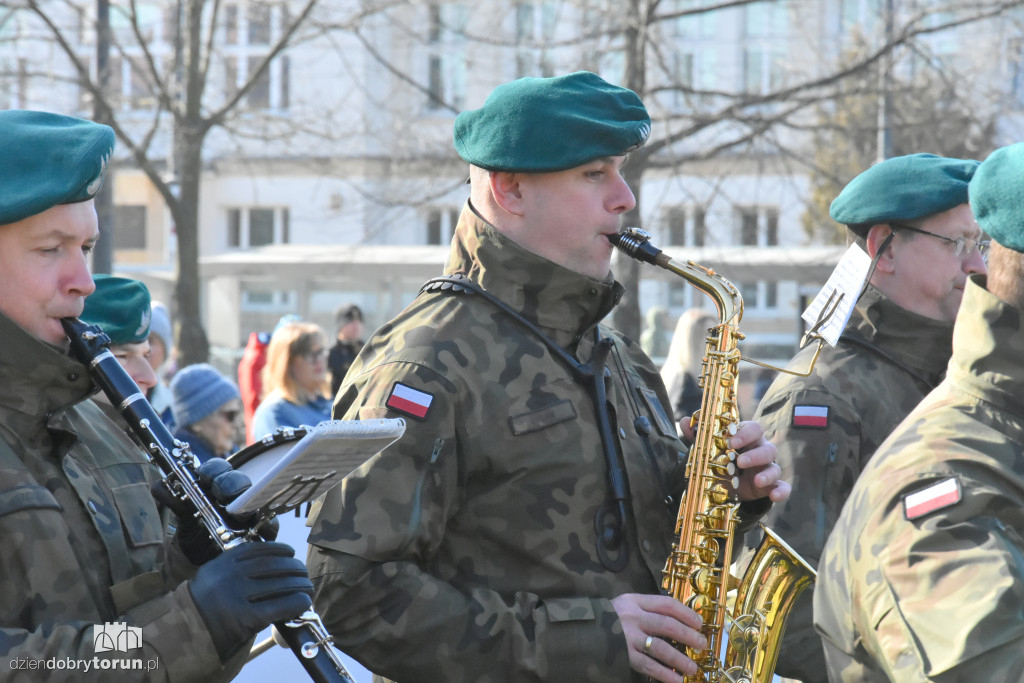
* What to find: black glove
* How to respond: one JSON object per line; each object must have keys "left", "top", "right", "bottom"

{"left": 154, "top": 458, "right": 279, "bottom": 565}
{"left": 189, "top": 541, "right": 313, "bottom": 662}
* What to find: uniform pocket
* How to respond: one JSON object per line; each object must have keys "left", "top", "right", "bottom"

{"left": 509, "top": 399, "right": 577, "bottom": 436}
{"left": 109, "top": 481, "right": 164, "bottom": 548}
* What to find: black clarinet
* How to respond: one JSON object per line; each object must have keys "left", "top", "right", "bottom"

{"left": 62, "top": 317, "right": 355, "bottom": 683}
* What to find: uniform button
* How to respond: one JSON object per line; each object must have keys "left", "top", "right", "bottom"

{"left": 619, "top": 427, "right": 627, "bottom": 438}
{"left": 642, "top": 540, "right": 652, "bottom": 552}
{"left": 87, "top": 500, "right": 99, "bottom": 514}
{"left": 67, "top": 372, "right": 79, "bottom": 382}
{"left": 589, "top": 288, "right": 598, "bottom": 296}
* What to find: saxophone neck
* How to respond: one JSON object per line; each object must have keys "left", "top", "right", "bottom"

{"left": 608, "top": 228, "right": 743, "bottom": 325}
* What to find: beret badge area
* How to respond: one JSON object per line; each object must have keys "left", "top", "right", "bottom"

{"left": 86, "top": 152, "right": 111, "bottom": 198}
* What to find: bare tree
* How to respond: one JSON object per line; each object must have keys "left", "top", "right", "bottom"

{"left": 22, "top": 0, "right": 323, "bottom": 365}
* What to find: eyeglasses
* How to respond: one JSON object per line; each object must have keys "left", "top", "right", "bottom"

{"left": 890, "top": 222, "right": 990, "bottom": 260}
{"left": 219, "top": 409, "right": 239, "bottom": 422}
{"left": 302, "top": 347, "right": 327, "bottom": 362}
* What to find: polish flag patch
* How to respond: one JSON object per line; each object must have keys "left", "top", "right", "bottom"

{"left": 386, "top": 382, "right": 434, "bottom": 420}
{"left": 903, "top": 477, "right": 962, "bottom": 520}
{"left": 792, "top": 405, "right": 829, "bottom": 429}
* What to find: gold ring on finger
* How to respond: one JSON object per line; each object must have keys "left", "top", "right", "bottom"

{"left": 644, "top": 635, "right": 654, "bottom": 652}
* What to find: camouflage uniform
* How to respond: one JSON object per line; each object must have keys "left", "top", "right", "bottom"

{"left": 0, "top": 311, "right": 238, "bottom": 682}
{"left": 814, "top": 275, "right": 1024, "bottom": 682}
{"left": 742, "top": 285, "right": 954, "bottom": 682}
{"left": 308, "top": 203, "right": 767, "bottom": 682}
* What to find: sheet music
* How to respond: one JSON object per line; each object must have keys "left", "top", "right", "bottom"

{"left": 226, "top": 418, "right": 406, "bottom": 515}
{"left": 801, "top": 244, "right": 872, "bottom": 347}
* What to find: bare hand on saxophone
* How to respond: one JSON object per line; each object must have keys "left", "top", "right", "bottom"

{"left": 679, "top": 419, "right": 791, "bottom": 503}
{"left": 611, "top": 592, "right": 706, "bottom": 683}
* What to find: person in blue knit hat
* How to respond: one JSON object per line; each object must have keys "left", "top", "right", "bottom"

{"left": 170, "top": 362, "right": 244, "bottom": 463}
{"left": 0, "top": 110, "right": 312, "bottom": 680}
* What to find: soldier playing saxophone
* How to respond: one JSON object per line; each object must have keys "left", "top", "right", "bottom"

{"left": 307, "top": 72, "right": 789, "bottom": 683}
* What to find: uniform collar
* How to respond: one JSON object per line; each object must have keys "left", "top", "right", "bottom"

{"left": 0, "top": 311, "right": 96, "bottom": 420}
{"left": 445, "top": 202, "right": 623, "bottom": 349}
{"left": 847, "top": 284, "right": 954, "bottom": 385}
{"left": 947, "top": 275, "right": 1024, "bottom": 415}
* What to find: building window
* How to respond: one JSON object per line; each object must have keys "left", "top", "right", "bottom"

{"left": 663, "top": 205, "right": 706, "bottom": 246}
{"left": 228, "top": 209, "right": 242, "bottom": 247}
{"left": 225, "top": 206, "right": 290, "bottom": 248}
{"left": 737, "top": 206, "right": 779, "bottom": 246}
{"left": 222, "top": 1, "right": 291, "bottom": 110}
{"left": 738, "top": 281, "right": 779, "bottom": 312}
{"left": 693, "top": 209, "right": 706, "bottom": 247}
{"left": 741, "top": 1, "right": 788, "bottom": 94}
{"left": 242, "top": 288, "right": 294, "bottom": 312}
{"left": 425, "top": 207, "right": 460, "bottom": 245}
{"left": 113, "top": 205, "right": 147, "bottom": 249}
{"left": 667, "top": 206, "right": 687, "bottom": 245}
{"left": 514, "top": 1, "right": 556, "bottom": 77}
{"left": 426, "top": 2, "right": 467, "bottom": 111}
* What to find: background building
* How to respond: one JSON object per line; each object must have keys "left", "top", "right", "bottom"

{"left": 2, "top": 0, "right": 1021, "bottom": 385}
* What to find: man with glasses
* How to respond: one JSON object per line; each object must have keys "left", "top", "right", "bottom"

{"left": 815, "top": 141, "right": 1024, "bottom": 681}
{"left": 739, "top": 153, "right": 987, "bottom": 682}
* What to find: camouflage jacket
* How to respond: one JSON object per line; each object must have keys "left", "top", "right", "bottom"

{"left": 739, "top": 285, "right": 954, "bottom": 681}
{"left": 0, "top": 311, "right": 235, "bottom": 682}
{"left": 814, "top": 276, "right": 1024, "bottom": 682}
{"left": 308, "top": 203, "right": 768, "bottom": 682}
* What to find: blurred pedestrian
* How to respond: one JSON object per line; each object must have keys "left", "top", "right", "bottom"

{"left": 639, "top": 305, "right": 670, "bottom": 359}
{"left": 327, "top": 303, "right": 365, "bottom": 397}
{"left": 251, "top": 321, "right": 332, "bottom": 440}
{"left": 147, "top": 299, "right": 175, "bottom": 425}
{"left": 660, "top": 308, "right": 717, "bottom": 426}
{"left": 239, "top": 313, "right": 302, "bottom": 444}
{"left": 170, "top": 363, "right": 244, "bottom": 463}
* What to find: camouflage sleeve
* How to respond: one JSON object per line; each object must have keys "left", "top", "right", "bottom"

{"left": 0, "top": 582, "right": 234, "bottom": 683}
{"left": 843, "top": 472, "right": 1024, "bottom": 682}
{"left": 307, "top": 360, "right": 631, "bottom": 683}
{"left": 747, "top": 385, "right": 861, "bottom": 681}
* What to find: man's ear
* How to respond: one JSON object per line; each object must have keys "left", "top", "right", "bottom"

{"left": 866, "top": 223, "right": 897, "bottom": 274}
{"left": 490, "top": 172, "right": 525, "bottom": 216}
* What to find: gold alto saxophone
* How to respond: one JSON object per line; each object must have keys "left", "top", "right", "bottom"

{"left": 609, "top": 228, "right": 815, "bottom": 683}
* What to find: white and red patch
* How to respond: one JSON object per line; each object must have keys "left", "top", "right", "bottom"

{"left": 386, "top": 382, "right": 434, "bottom": 420}
{"left": 903, "top": 477, "right": 961, "bottom": 520}
{"left": 792, "top": 404, "right": 829, "bottom": 429}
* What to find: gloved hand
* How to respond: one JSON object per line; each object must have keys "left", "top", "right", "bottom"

{"left": 189, "top": 541, "right": 313, "bottom": 662}
{"left": 154, "top": 457, "right": 279, "bottom": 565}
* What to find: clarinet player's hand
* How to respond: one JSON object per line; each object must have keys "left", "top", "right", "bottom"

{"left": 154, "top": 457, "right": 279, "bottom": 565}
{"left": 678, "top": 418, "right": 789, "bottom": 503}
{"left": 612, "top": 593, "right": 706, "bottom": 683}
{"left": 189, "top": 541, "right": 313, "bottom": 662}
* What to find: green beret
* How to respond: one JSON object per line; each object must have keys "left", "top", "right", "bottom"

{"left": 830, "top": 153, "right": 979, "bottom": 231}
{"left": 969, "top": 143, "right": 1024, "bottom": 253}
{"left": 453, "top": 71, "right": 651, "bottom": 173}
{"left": 0, "top": 110, "right": 115, "bottom": 226}
{"left": 80, "top": 275, "right": 152, "bottom": 345}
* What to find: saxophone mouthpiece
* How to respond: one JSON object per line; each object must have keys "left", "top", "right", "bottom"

{"left": 609, "top": 227, "right": 661, "bottom": 265}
